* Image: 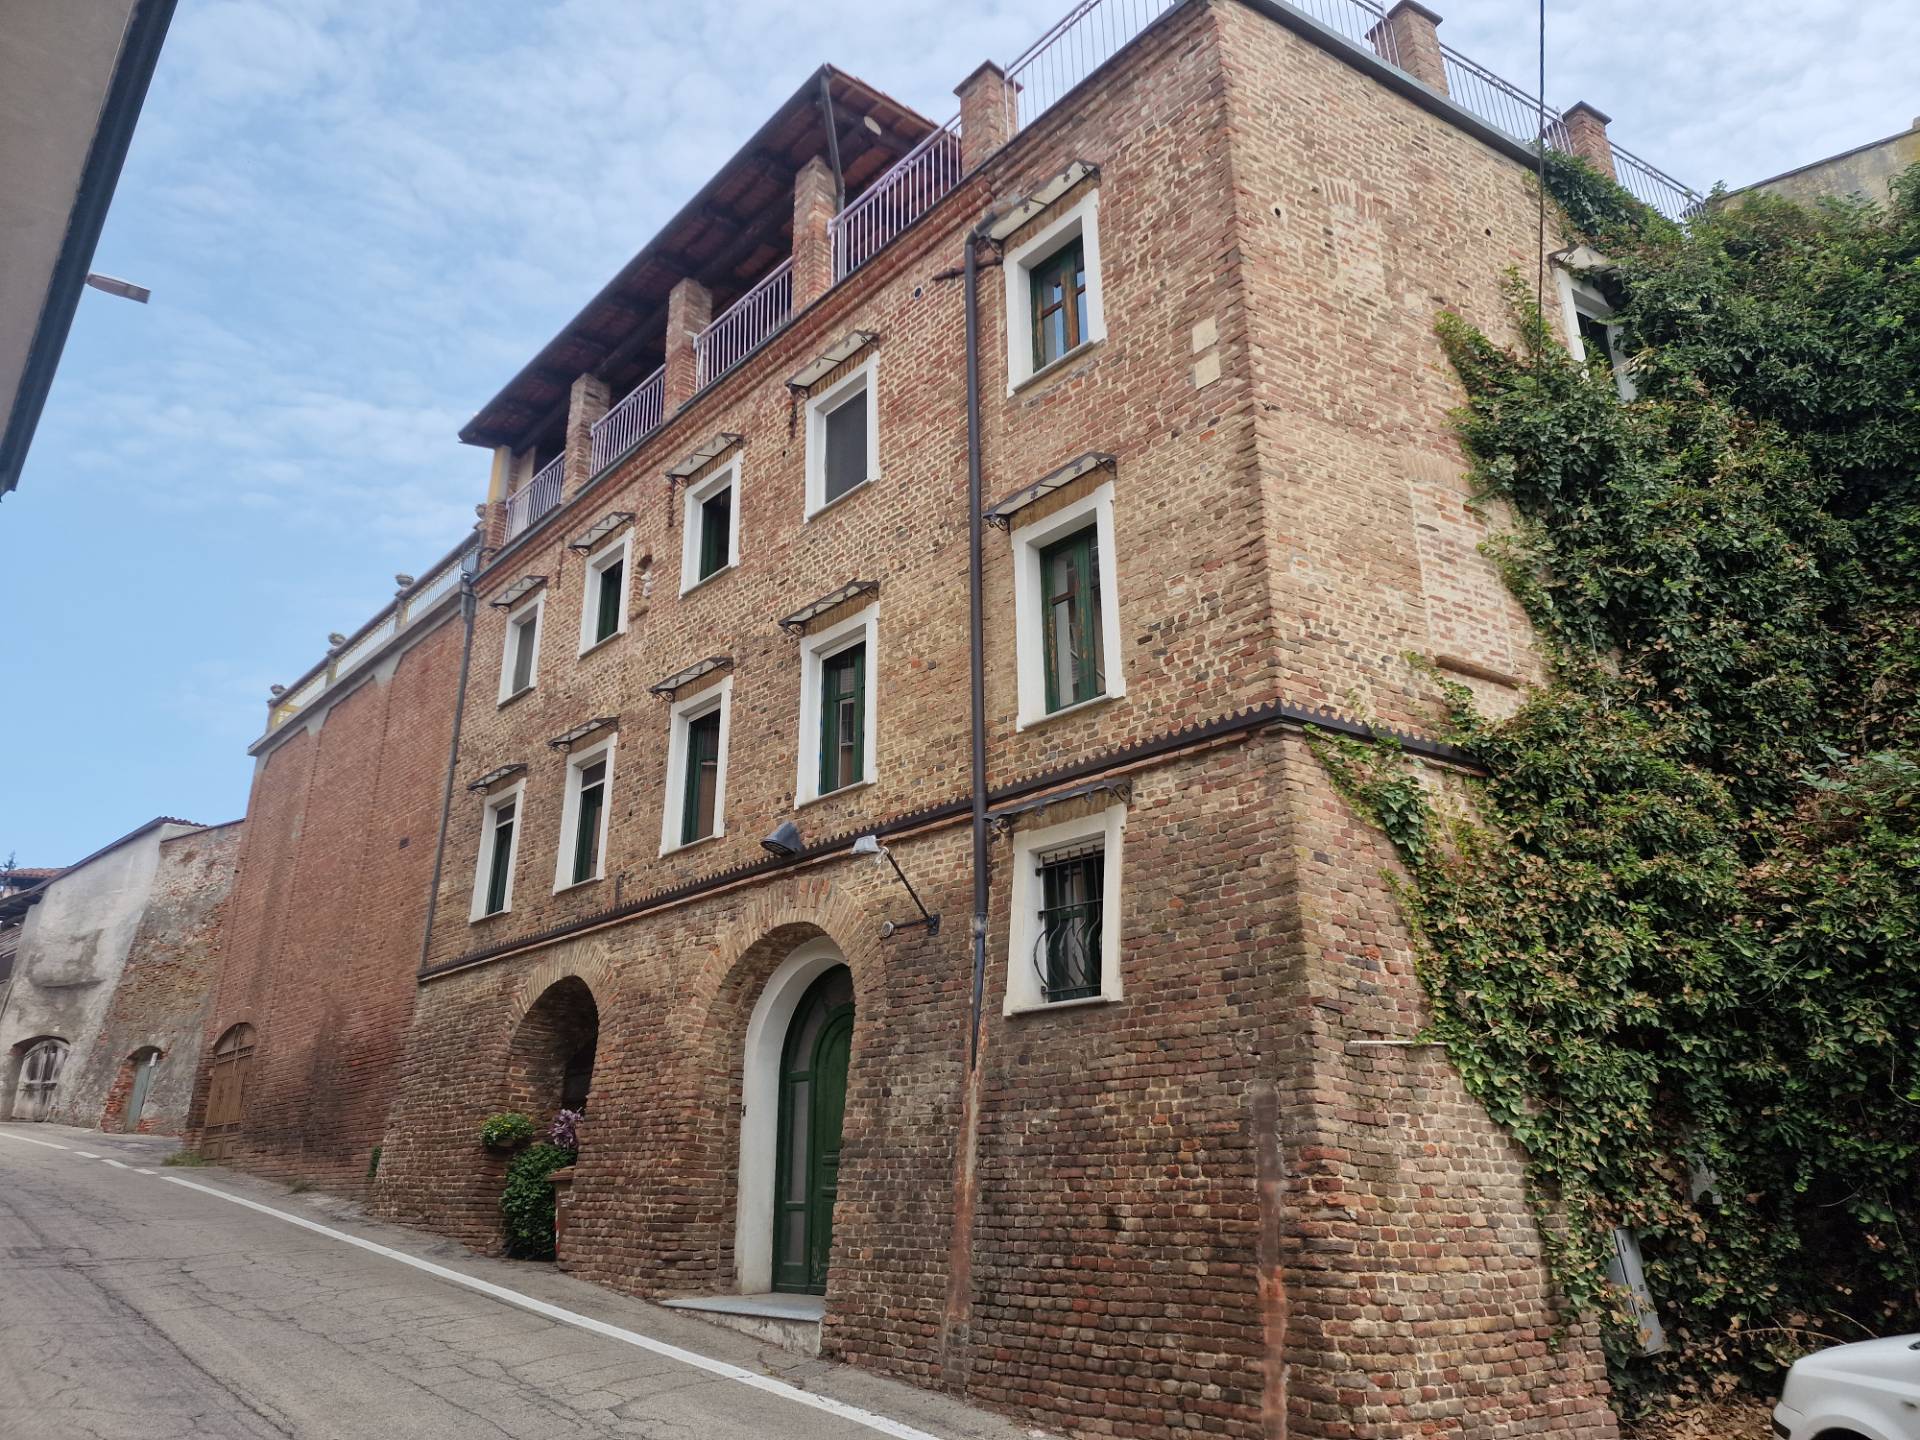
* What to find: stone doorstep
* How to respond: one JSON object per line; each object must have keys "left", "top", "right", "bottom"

{"left": 661, "top": 1293, "right": 825, "bottom": 1356}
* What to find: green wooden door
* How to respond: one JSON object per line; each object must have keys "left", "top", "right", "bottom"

{"left": 773, "top": 967, "right": 854, "bottom": 1295}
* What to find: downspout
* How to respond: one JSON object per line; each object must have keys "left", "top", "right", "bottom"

{"left": 416, "top": 551, "right": 481, "bottom": 976}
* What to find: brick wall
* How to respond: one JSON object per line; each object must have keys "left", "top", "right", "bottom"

{"left": 372, "top": 2, "right": 1617, "bottom": 1436}
{"left": 68, "top": 820, "right": 244, "bottom": 1136}
{"left": 188, "top": 613, "right": 465, "bottom": 1188}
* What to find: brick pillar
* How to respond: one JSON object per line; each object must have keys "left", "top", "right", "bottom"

{"left": 1561, "top": 101, "right": 1617, "bottom": 180}
{"left": 792, "top": 156, "right": 838, "bottom": 309}
{"left": 663, "top": 276, "right": 713, "bottom": 412}
{"left": 954, "top": 61, "right": 1014, "bottom": 172}
{"left": 564, "top": 372, "right": 610, "bottom": 489}
{"left": 1368, "top": 1, "right": 1447, "bottom": 94}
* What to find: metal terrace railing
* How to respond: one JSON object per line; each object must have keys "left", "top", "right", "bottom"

{"left": 695, "top": 259, "right": 792, "bottom": 389}
{"left": 505, "top": 451, "right": 566, "bottom": 541}
{"left": 1004, "top": 0, "right": 1179, "bottom": 131}
{"left": 830, "top": 116, "right": 965, "bottom": 281}
{"left": 1610, "top": 143, "right": 1703, "bottom": 221}
{"left": 590, "top": 365, "right": 665, "bottom": 474}
{"left": 266, "top": 538, "right": 478, "bottom": 732}
{"left": 1439, "top": 43, "right": 1571, "bottom": 151}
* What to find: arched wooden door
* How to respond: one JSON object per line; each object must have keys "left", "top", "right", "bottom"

{"left": 772, "top": 967, "right": 853, "bottom": 1295}
{"left": 203, "top": 1024, "right": 255, "bottom": 1160}
{"left": 17, "top": 1039, "right": 67, "bottom": 1122}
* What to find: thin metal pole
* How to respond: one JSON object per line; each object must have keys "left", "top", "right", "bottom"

{"left": 964, "top": 227, "right": 990, "bottom": 1071}
{"left": 416, "top": 551, "right": 480, "bottom": 977}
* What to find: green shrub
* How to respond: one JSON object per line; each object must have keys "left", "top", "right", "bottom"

{"left": 161, "top": 1150, "right": 211, "bottom": 1167}
{"left": 478, "top": 1111, "right": 535, "bottom": 1149}
{"left": 500, "top": 1141, "right": 575, "bottom": 1260}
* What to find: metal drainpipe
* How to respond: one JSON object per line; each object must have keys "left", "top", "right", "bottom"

{"left": 964, "top": 222, "right": 991, "bottom": 1070}
{"left": 416, "top": 553, "right": 480, "bottom": 976}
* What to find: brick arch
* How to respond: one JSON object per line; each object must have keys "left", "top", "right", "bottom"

{"left": 695, "top": 877, "right": 887, "bottom": 1021}
{"left": 502, "top": 941, "right": 619, "bottom": 1037}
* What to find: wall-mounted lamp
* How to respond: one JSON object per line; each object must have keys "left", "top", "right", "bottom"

{"left": 852, "top": 834, "right": 940, "bottom": 937}
{"left": 761, "top": 820, "right": 805, "bottom": 858}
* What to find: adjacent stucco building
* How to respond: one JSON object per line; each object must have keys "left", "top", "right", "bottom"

{"left": 0, "top": 816, "right": 221, "bottom": 1128}
{"left": 1735, "top": 115, "right": 1920, "bottom": 207}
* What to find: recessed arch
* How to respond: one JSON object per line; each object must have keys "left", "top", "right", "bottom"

{"left": 506, "top": 975, "right": 600, "bottom": 1125}
{"left": 736, "top": 935, "right": 851, "bottom": 1294}
{"left": 204, "top": 1022, "right": 256, "bottom": 1159}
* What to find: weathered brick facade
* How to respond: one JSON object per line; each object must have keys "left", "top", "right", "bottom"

{"left": 364, "top": 2, "right": 1622, "bottom": 1436}
{"left": 70, "top": 820, "right": 244, "bottom": 1135}
{"left": 187, "top": 605, "right": 466, "bottom": 1188}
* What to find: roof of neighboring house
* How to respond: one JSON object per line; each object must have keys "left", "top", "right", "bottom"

{"left": 459, "top": 64, "right": 937, "bottom": 451}
{"left": 1, "top": 867, "right": 66, "bottom": 884}
{"left": 0, "top": 814, "right": 204, "bottom": 921}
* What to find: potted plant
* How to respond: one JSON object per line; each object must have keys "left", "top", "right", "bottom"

{"left": 479, "top": 1111, "right": 536, "bottom": 1154}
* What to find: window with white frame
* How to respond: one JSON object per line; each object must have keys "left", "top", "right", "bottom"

{"left": 661, "top": 677, "right": 731, "bottom": 852}
{"left": 498, "top": 593, "right": 544, "bottom": 702}
{"left": 795, "top": 604, "right": 878, "bottom": 804}
{"left": 1010, "top": 480, "right": 1125, "bottom": 727}
{"left": 804, "top": 356, "right": 879, "bottom": 516}
{"left": 1004, "top": 190, "right": 1106, "bottom": 391}
{"left": 470, "top": 781, "right": 525, "bottom": 919}
{"left": 681, "top": 459, "right": 740, "bottom": 591}
{"left": 1004, "top": 802, "right": 1125, "bottom": 1013}
{"left": 1555, "top": 266, "right": 1636, "bottom": 400}
{"left": 578, "top": 532, "right": 631, "bottom": 652}
{"left": 554, "top": 736, "right": 615, "bottom": 890}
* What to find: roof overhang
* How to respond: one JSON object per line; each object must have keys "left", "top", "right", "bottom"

{"left": 459, "top": 66, "right": 936, "bottom": 452}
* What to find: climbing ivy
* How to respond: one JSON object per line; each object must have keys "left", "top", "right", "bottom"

{"left": 1318, "top": 165, "right": 1920, "bottom": 1406}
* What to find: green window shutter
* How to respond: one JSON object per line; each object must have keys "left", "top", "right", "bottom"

{"left": 572, "top": 773, "right": 603, "bottom": 885}
{"left": 1040, "top": 527, "right": 1102, "bottom": 712}
{"left": 818, "top": 644, "right": 866, "bottom": 794}
{"left": 485, "top": 806, "right": 514, "bottom": 913}
{"left": 596, "top": 557, "right": 624, "bottom": 642}
{"left": 699, "top": 489, "right": 731, "bottom": 579}
{"left": 683, "top": 712, "right": 720, "bottom": 844}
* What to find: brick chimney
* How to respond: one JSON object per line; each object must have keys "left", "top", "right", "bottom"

{"left": 791, "top": 156, "right": 838, "bottom": 310}
{"left": 1368, "top": 0, "right": 1448, "bottom": 94}
{"left": 955, "top": 61, "right": 1014, "bottom": 172}
{"left": 564, "top": 373, "right": 610, "bottom": 491}
{"left": 1561, "top": 101, "right": 1617, "bottom": 180}
{"left": 663, "top": 276, "right": 713, "bottom": 413}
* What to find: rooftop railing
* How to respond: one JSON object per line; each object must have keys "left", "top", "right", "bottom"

{"left": 695, "top": 259, "right": 793, "bottom": 389}
{"left": 266, "top": 538, "right": 477, "bottom": 733}
{"left": 505, "top": 452, "right": 566, "bottom": 541}
{"left": 590, "top": 365, "right": 665, "bottom": 474}
{"left": 1005, "top": 0, "right": 1179, "bottom": 132}
{"left": 831, "top": 117, "right": 965, "bottom": 281}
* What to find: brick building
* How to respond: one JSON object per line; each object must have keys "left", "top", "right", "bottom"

{"left": 183, "top": 543, "right": 473, "bottom": 1185}
{"left": 343, "top": 0, "right": 1699, "bottom": 1434}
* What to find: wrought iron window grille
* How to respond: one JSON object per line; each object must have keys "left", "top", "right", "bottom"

{"left": 1033, "top": 841, "right": 1105, "bottom": 1003}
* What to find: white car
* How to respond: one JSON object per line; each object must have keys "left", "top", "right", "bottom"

{"left": 1774, "top": 1334, "right": 1920, "bottom": 1439}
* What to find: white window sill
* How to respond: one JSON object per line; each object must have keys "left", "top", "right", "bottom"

{"left": 1006, "top": 991, "right": 1121, "bottom": 1018}
{"left": 680, "top": 562, "right": 736, "bottom": 597}
{"left": 468, "top": 906, "right": 513, "bottom": 926}
{"left": 578, "top": 629, "right": 626, "bottom": 659}
{"left": 661, "top": 830, "right": 723, "bottom": 858}
{"left": 552, "top": 874, "right": 604, "bottom": 896}
{"left": 805, "top": 474, "right": 878, "bottom": 522}
{"left": 795, "top": 776, "right": 876, "bottom": 811}
{"left": 1016, "top": 689, "right": 1120, "bottom": 733}
{"left": 1009, "top": 338, "right": 1103, "bottom": 397}
{"left": 498, "top": 685, "right": 535, "bottom": 710}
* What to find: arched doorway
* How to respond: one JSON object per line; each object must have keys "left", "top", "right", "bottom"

{"left": 14, "top": 1038, "right": 67, "bottom": 1122}
{"left": 773, "top": 966, "right": 853, "bottom": 1293}
{"left": 507, "top": 976, "right": 598, "bottom": 1122}
{"left": 203, "top": 1023, "right": 255, "bottom": 1160}
{"left": 123, "top": 1047, "right": 162, "bottom": 1133}
{"left": 734, "top": 937, "right": 856, "bottom": 1296}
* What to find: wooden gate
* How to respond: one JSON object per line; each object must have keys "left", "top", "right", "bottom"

{"left": 203, "top": 1024, "right": 255, "bottom": 1160}
{"left": 17, "top": 1039, "right": 67, "bottom": 1122}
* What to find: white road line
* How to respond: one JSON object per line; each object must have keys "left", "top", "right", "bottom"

{"left": 135, "top": 1167, "right": 157, "bottom": 1175}
{"left": 101, "top": 1158, "right": 130, "bottom": 1169}
{"left": 0, "top": 1130, "right": 71, "bottom": 1151}
{"left": 75, "top": 1150, "right": 102, "bottom": 1158}
{"left": 158, "top": 1175, "right": 947, "bottom": 1440}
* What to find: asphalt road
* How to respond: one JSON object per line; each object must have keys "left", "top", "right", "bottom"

{"left": 0, "top": 1123, "right": 1036, "bottom": 1440}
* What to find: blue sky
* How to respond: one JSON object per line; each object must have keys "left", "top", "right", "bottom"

{"left": 1, "top": 0, "right": 1909, "bottom": 864}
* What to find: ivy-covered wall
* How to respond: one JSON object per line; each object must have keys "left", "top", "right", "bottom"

{"left": 1319, "top": 158, "right": 1920, "bottom": 1407}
